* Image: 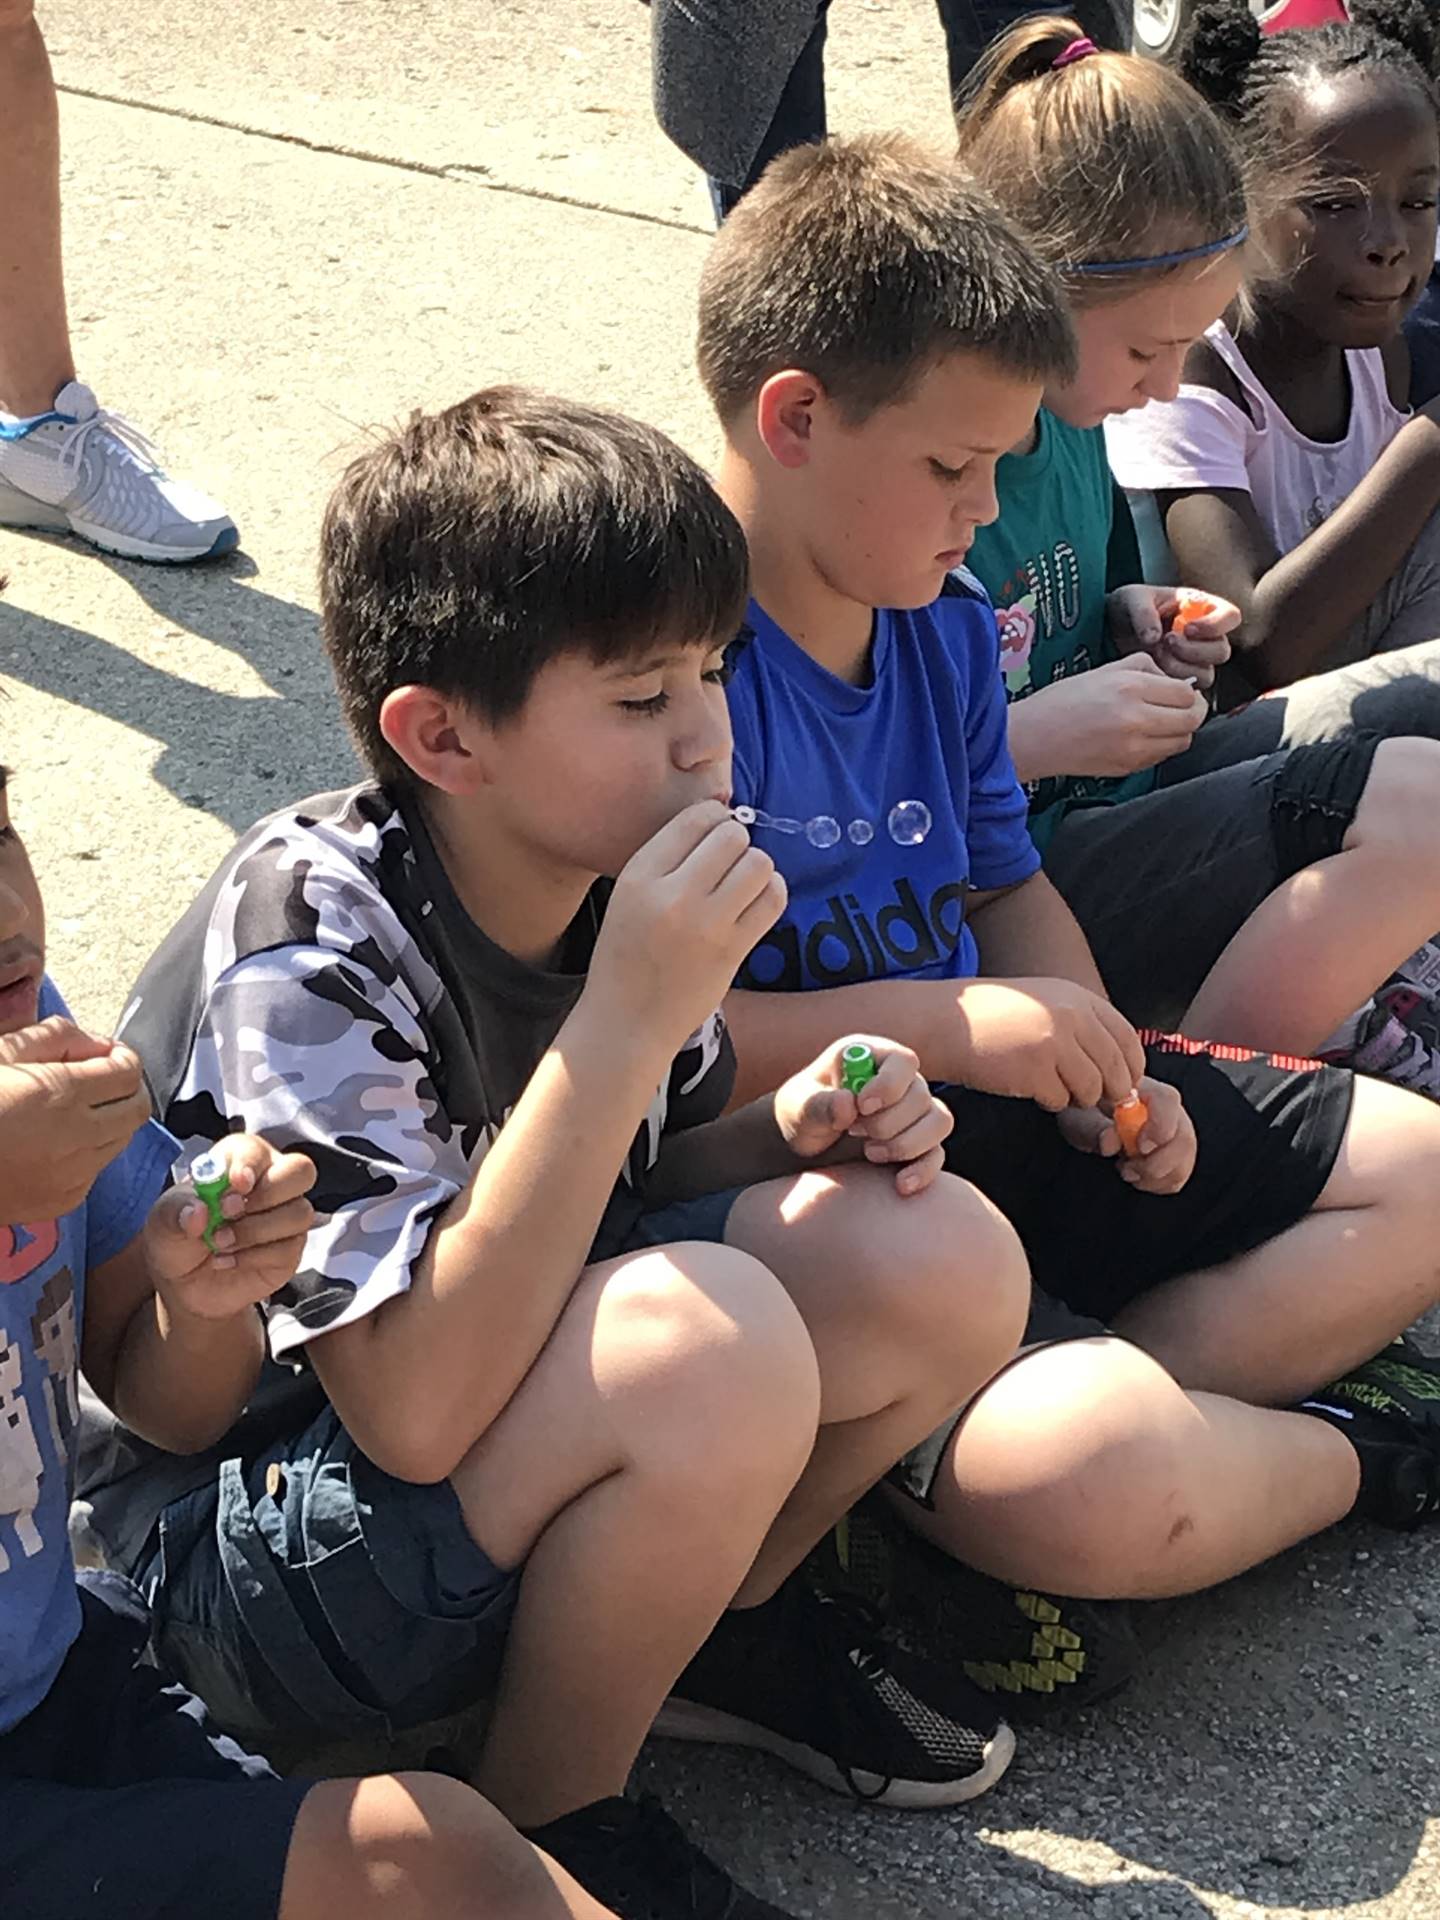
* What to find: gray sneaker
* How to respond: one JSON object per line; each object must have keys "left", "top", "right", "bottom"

{"left": 1332, "top": 991, "right": 1440, "bottom": 1101}
{"left": 0, "top": 381, "right": 237, "bottom": 562}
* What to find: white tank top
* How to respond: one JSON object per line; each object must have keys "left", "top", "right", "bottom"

{"left": 1105, "top": 321, "right": 1409, "bottom": 559}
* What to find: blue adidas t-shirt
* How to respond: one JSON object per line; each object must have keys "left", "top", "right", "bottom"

{"left": 727, "top": 579, "right": 1040, "bottom": 994}
{"left": 0, "top": 978, "right": 177, "bottom": 1734}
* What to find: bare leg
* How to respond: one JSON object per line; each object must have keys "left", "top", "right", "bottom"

{"left": 1183, "top": 738, "right": 1440, "bottom": 1054}
{"left": 281, "top": 1774, "right": 617, "bottom": 1920}
{"left": 0, "top": 2, "right": 73, "bottom": 415}
{"left": 448, "top": 1245, "right": 821, "bottom": 1827}
{"left": 719, "top": 1164, "right": 1030, "bottom": 1597}
{"left": 1115, "top": 1074, "right": 1440, "bottom": 1403}
{"left": 917, "top": 1336, "right": 1358, "bottom": 1599}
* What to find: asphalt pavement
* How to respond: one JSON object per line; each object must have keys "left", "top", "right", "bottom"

{"left": 2, "top": 4, "right": 1436, "bottom": 1913}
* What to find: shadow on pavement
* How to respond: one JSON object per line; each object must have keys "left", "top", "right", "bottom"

{"left": 0, "top": 543, "right": 354, "bottom": 831}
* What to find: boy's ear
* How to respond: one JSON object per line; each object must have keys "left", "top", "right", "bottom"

{"left": 755, "top": 370, "right": 827, "bottom": 470}
{"left": 379, "top": 686, "right": 493, "bottom": 794}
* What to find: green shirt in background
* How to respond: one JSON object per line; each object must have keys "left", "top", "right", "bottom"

{"left": 966, "top": 409, "right": 1152, "bottom": 855}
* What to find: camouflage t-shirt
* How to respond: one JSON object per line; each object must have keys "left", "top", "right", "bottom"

{"left": 77, "top": 783, "right": 733, "bottom": 1571}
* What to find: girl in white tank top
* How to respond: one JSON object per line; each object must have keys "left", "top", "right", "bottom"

{"left": 1106, "top": 0, "right": 1440, "bottom": 690}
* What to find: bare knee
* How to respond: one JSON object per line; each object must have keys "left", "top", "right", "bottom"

{"left": 935, "top": 1338, "right": 1213, "bottom": 1596}
{"left": 782, "top": 1168, "right": 1029, "bottom": 1372}
{"left": 282, "top": 1774, "right": 554, "bottom": 1920}
{"left": 598, "top": 1243, "right": 821, "bottom": 1492}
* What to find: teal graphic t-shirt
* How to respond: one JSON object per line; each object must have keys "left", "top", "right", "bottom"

{"left": 966, "top": 409, "right": 1153, "bottom": 854}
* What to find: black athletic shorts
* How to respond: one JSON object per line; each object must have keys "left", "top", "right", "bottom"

{"left": 890, "top": 1034, "right": 1355, "bottom": 1503}
{"left": 0, "top": 1572, "right": 309, "bottom": 1920}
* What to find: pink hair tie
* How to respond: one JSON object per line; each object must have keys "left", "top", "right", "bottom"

{"left": 1052, "top": 35, "right": 1097, "bottom": 67}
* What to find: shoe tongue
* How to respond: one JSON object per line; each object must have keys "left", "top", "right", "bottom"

{"left": 52, "top": 380, "right": 97, "bottom": 420}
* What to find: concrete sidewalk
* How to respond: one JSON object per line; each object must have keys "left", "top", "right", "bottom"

{"left": 1, "top": 4, "right": 1436, "bottom": 1913}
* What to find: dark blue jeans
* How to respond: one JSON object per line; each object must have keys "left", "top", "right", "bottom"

{"left": 708, "top": 0, "right": 1060, "bottom": 218}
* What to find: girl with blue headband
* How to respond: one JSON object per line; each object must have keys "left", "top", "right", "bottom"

{"left": 956, "top": 13, "right": 1440, "bottom": 1096}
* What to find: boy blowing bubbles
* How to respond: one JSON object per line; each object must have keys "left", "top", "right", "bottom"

{"left": 94, "top": 394, "right": 1027, "bottom": 1920}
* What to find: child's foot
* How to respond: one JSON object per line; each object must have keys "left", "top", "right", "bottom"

{"left": 1320, "top": 990, "right": 1440, "bottom": 1101}
{"left": 1302, "top": 1337, "right": 1440, "bottom": 1529}
{"left": 654, "top": 1570, "right": 1014, "bottom": 1808}
{"left": 0, "top": 381, "right": 238, "bottom": 562}
{"left": 523, "top": 1794, "right": 795, "bottom": 1919}
{"left": 818, "top": 1493, "right": 1141, "bottom": 1722}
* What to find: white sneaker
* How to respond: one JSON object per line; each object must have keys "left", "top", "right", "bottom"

{"left": 0, "top": 380, "right": 237, "bottom": 563}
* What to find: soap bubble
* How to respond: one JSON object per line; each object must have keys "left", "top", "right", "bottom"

{"left": 887, "top": 799, "right": 932, "bottom": 846}
{"left": 805, "top": 814, "right": 842, "bottom": 849}
{"left": 847, "top": 818, "right": 875, "bottom": 846}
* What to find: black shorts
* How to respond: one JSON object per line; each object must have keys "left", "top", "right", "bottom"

{"left": 0, "top": 1573, "right": 309, "bottom": 1920}
{"left": 890, "top": 1035, "right": 1354, "bottom": 1504}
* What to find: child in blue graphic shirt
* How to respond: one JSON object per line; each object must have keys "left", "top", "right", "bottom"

{"left": 694, "top": 135, "right": 1440, "bottom": 1694}
{"left": 0, "top": 758, "right": 619, "bottom": 1920}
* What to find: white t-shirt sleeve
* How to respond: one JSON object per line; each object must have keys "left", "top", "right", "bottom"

{"left": 1105, "top": 386, "right": 1255, "bottom": 496}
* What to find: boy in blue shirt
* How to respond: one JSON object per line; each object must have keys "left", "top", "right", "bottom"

{"left": 694, "top": 134, "right": 1440, "bottom": 1687}
{"left": 0, "top": 759, "right": 622, "bottom": 1920}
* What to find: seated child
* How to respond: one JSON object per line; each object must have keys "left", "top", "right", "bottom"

{"left": 943, "top": 9, "right": 1440, "bottom": 1085}
{"left": 0, "top": 764, "right": 619, "bottom": 1920}
{"left": 694, "top": 133, "right": 1440, "bottom": 1666}
{"left": 1108, "top": 0, "right": 1440, "bottom": 690}
{"left": 80, "top": 391, "right": 1035, "bottom": 1919}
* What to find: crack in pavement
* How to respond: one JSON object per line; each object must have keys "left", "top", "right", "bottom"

{"left": 56, "top": 81, "right": 710, "bottom": 237}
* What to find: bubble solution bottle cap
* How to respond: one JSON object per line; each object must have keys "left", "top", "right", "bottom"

{"left": 840, "top": 1043, "right": 878, "bottom": 1097}
{"left": 190, "top": 1149, "right": 231, "bottom": 1252}
{"left": 1113, "top": 1092, "right": 1149, "bottom": 1158}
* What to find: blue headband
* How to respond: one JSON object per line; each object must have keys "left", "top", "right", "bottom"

{"left": 1066, "top": 224, "right": 1250, "bottom": 277}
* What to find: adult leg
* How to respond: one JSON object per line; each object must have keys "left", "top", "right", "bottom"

{"left": 449, "top": 1244, "right": 820, "bottom": 1828}
{"left": 0, "top": 0, "right": 71, "bottom": 413}
{"left": 709, "top": 3, "right": 830, "bottom": 219}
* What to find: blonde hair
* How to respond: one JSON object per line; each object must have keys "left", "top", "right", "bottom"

{"left": 956, "top": 14, "right": 1251, "bottom": 306}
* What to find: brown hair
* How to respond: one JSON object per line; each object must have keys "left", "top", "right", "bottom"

{"left": 956, "top": 14, "right": 1250, "bottom": 305}
{"left": 697, "top": 133, "right": 1076, "bottom": 424}
{"left": 320, "top": 387, "right": 749, "bottom": 787}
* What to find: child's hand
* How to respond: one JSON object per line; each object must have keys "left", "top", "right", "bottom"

{"left": 144, "top": 1136, "right": 317, "bottom": 1323}
{"left": 1108, "top": 584, "right": 1238, "bottom": 690}
{"left": 589, "top": 801, "right": 787, "bottom": 1053}
{"left": 1153, "top": 588, "right": 1239, "bottom": 689}
{"left": 953, "top": 978, "right": 1146, "bottom": 1111}
{"left": 775, "top": 1037, "right": 953, "bottom": 1197}
{"left": 1017, "top": 656, "right": 1206, "bottom": 778}
{"left": 1055, "top": 1076, "right": 1197, "bottom": 1194}
{"left": 0, "top": 1018, "right": 152, "bottom": 1224}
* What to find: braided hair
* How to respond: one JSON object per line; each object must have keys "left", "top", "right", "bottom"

{"left": 1182, "top": 0, "right": 1438, "bottom": 143}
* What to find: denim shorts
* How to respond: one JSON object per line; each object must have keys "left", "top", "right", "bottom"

{"left": 136, "top": 1404, "right": 519, "bottom": 1749}
{"left": 0, "top": 1573, "right": 308, "bottom": 1920}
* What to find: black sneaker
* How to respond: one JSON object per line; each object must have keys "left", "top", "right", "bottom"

{"left": 653, "top": 1571, "right": 1014, "bottom": 1809}
{"left": 815, "top": 1493, "right": 1141, "bottom": 1722}
{"left": 1302, "top": 1336, "right": 1440, "bottom": 1529}
{"left": 523, "top": 1794, "right": 795, "bottom": 1920}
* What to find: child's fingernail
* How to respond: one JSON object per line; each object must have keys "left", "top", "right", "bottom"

{"left": 221, "top": 1193, "right": 245, "bottom": 1217}
{"left": 214, "top": 1254, "right": 237, "bottom": 1270}
{"left": 863, "top": 1142, "right": 887, "bottom": 1160}
{"left": 213, "top": 1227, "right": 237, "bottom": 1252}
{"left": 858, "top": 1097, "right": 881, "bottom": 1115}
